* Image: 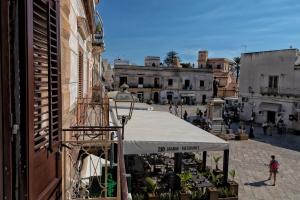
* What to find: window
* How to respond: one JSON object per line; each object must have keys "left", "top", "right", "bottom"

{"left": 268, "top": 76, "right": 279, "bottom": 89}
{"left": 154, "top": 78, "right": 159, "bottom": 88}
{"left": 184, "top": 80, "right": 190, "bottom": 88}
{"left": 217, "top": 64, "right": 221, "bottom": 69}
{"left": 138, "top": 77, "right": 144, "bottom": 85}
{"left": 119, "top": 76, "right": 127, "bottom": 86}
{"left": 200, "top": 64, "right": 203, "bottom": 68}
{"left": 200, "top": 80, "right": 205, "bottom": 87}
{"left": 168, "top": 79, "right": 173, "bottom": 86}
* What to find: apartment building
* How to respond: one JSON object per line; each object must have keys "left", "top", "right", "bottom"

{"left": 239, "top": 48, "right": 300, "bottom": 131}
{"left": 114, "top": 57, "right": 213, "bottom": 105}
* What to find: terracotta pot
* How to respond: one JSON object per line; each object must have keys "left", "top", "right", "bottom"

{"left": 208, "top": 187, "right": 219, "bottom": 200}
{"left": 148, "top": 193, "right": 158, "bottom": 200}
{"left": 228, "top": 180, "right": 239, "bottom": 196}
{"left": 181, "top": 193, "right": 189, "bottom": 200}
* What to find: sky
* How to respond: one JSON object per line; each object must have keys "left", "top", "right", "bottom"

{"left": 97, "top": 0, "right": 300, "bottom": 65}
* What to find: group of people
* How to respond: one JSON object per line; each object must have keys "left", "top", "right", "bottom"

{"left": 262, "top": 119, "right": 286, "bottom": 136}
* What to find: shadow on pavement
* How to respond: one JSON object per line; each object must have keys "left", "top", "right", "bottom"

{"left": 244, "top": 179, "right": 270, "bottom": 187}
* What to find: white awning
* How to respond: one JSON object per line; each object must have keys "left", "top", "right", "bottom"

{"left": 260, "top": 102, "right": 282, "bottom": 112}
{"left": 123, "top": 110, "right": 229, "bottom": 155}
{"left": 80, "top": 155, "right": 110, "bottom": 178}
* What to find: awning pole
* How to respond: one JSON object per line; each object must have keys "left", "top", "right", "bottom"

{"left": 223, "top": 149, "right": 229, "bottom": 185}
{"left": 202, "top": 151, "right": 207, "bottom": 171}
{"left": 174, "top": 153, "right": 182, "bottom": 174}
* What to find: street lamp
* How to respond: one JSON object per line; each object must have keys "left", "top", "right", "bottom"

{"left": 114, "top": 84, "right": 135, "bottom": 139}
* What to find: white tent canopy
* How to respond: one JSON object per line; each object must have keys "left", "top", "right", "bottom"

{"left": 123, "top": 110, "right": 229, "bottom": 155}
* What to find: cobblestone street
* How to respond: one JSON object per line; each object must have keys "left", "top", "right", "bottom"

{"left": 152, "top": 104, "right": 300, "bottom": 200}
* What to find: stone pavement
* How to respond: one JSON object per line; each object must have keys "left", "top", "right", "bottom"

{"left": 208, "top": 129, "right": 300, "bottom": 200}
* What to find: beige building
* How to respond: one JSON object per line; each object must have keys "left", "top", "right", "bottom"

{"left": 114, "top": 58, "right": 213, "bottom": 105}
{"left": 198, "top": 51, "right": 238, "bottom": 97}
{"left": 239, "top": 48, "right": 300, "bottom": 132}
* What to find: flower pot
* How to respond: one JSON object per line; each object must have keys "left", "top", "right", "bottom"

{"left": 181, "top": 192, "right": 189, "bottom": 200}
{"left": 148, "top": 193, "right": 159, "bottom": 200}
{"left": 228, "top": 181, "right": 238, "bottom": 196}
{"left": 208, "top": 187, "right": 219, "bottom": 200}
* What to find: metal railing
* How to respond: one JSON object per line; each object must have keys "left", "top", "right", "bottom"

{"left": 260, "top": 87, "right": 300, "bottom": 97}
{"left": 63, "top": 97, "right": 122, "bottom": 200}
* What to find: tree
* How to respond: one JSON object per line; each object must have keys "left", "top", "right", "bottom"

{"left": 181, "top": 62, "right": 192, "bottom": 68}
{"left": 164, "top": 51, "right": 180, "bottom": 67}
{"left": 233, "top": 57, "right": 240, "bottom": 83}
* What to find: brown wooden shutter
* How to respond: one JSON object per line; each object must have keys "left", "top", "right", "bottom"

{"left": 33, "top": 0, "right": 60, "bottom": 152}
{"left": 28, "top": 0, "right": 61, "bottom": 199}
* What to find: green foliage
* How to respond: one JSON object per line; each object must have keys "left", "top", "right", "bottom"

{"left": 177, "top": 172, "right": 192, "bottom": 192}
{"left": 229, "top": 169, "right": 236, "bottom": 181}
{"left": 145, "top": 177, "right": 157, "bottom": 194}
{"left": 208, "top": 172, "right": 223, "bottom": 186}
{"left": 107, "top": 173, "right": 117, "bottom": 197}
{"left": 164, "top": 51, "right": 180, "bottom": 67}
{"left": 213, "top": 155, "right": 222, "bottom": 170}
{"left": 132, "top": 193, "right": 145, "bottom": 200}
{"left": 190, "top": 190, "right": 207, "bottom": 200}
{"left": 219, "top": 187, "right": 235, "bottom": 198}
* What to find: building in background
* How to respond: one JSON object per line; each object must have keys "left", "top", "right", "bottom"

{"left": 114, "top": 56, "right": 213, "bottom": 105}
{"left": 198, "top": 51, "right": 238, "bottom": 97}
{"left": 239, "top": 48, "right": 300, "bottom": 132}
{"left": 102, "top": 58, "right": 114, "bottom": 91}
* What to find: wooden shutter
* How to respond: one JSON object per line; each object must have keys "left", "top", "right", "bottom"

{"left": 27, "top": 0, "right": 61, "bottom": 199}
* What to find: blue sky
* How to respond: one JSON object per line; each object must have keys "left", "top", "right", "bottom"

{"left": 97, "top": 0, "right": 300, "bottom": 65}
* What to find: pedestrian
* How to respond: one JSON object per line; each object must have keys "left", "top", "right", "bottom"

{"left": 267, "top": 155, "right": 279, "bottom": 186}
{"left": 269, "top": 122, "right": 275, "bottom": 136}
{"left": 262, "top": 121, "right": 268, "bottom": 135}
{"left": 174, "top": 104, "right": 178, "bottom": 116}
{"left": 249, "top": 125, "right": 255, "bottom": 138}
{"left": 183, "top": 110, "right": 188, "bottom": 120}
{"left": 169, "top": 103, "right": 173, "bottom": 114}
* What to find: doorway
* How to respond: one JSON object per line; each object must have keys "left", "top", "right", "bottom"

{"left": 267, "top": 111, "right": 276, "bottom": 123}
{"left": 153, "top": 92, "right": 159, "bottom": 104}
{"left": 202, "top": 95, "right": 207, "bottom": 105}
{"left": 167, "top": 94, "right": 173, "bottom": 104}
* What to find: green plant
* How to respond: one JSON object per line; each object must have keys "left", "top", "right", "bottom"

{"left": 158, "top": 193, "right": 170, "bottom": 200}
{"left": 229, "top": 169, "right": 236, "bottom": 181}
{"left": 177, "top": 172, "right": 192, "bottom": 193}
{"left": 219, "top": 187, "right": 235, "bottom": 198}
{"left": 132, "top": 193, "right": 145, "bottom": 200}
{"left": 213, "top": 156, "right": 222, "bottom": 170}
{"left": 190, "top": 190, "right": 207, "bottom": 200}
{"left": 208, "top": 172, "right": 223, "bottom": 186}
{"left": 145, "top": 177, "right": 157, "bottom": 194}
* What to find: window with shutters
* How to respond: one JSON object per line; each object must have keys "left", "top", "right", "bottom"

{"left": 33, "top": 0, "right": 59, "bottom": 151}
{"left": 78, "top": 50, "right": 84, "bottom": 98}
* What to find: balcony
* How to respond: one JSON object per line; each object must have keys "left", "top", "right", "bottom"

{"left": 260, "top": 87, "right": 300, "bottom": 97}
{"left": 183, "top": 85, "right": 193, "bottom": 90}
{"left": 62, "top": 98, "right": 122, "bottom": 199}
{"left": 92, "top": 11, "right": 105, "bottom": 54}
{"left": 260, "top": 87, "right": 278, "bottom": 95}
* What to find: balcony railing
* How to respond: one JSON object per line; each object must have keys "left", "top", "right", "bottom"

{"left": 62, "top": 97, "right": 123, "bottom": 200}
{"left": 261, "top": 87, "right": 300, "bottom": 97}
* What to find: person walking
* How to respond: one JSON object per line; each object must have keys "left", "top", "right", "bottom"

{"left": 169, "top": 103, "right": 173, "bottom": 114}
{"left": 174, "top": 104, "right": 179, "bottom": 116}
{"left": 249, "top": 125, "right": 255, "bottom": 138}
{"left": 267, "top": 155, "right": 279, "bottom": 186}
{"left": 262, "top": 121, "right": 268, "bottom": 135}
{"left": 183, "top": 110, "right": 188, "bottom": 120}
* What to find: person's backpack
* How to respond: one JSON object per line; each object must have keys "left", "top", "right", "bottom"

{"left": 271, "top": 160, "right": 279, "bottom": 170}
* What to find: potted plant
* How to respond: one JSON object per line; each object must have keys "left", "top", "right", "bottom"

{"left": 190, "top": 190, "right": 208, "bottom": 200}
{"left": 207, "top": 186, "right": 218, "bottom": 200}
{"left": 218, "top": 187, "right": 238, "bottom": 200}
{"left": 213, "top": 156, "right": 223, "bottom": 175}
{"left": 145, "top": 177, "right": 158, "bottom": 200}
{"left": 177, "top": 172, "right": 192, "bottom": 200}
{"left": 228, "top": 169, "right": 238, "bottom": 197}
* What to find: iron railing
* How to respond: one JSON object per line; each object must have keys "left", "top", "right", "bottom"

{"left": 63, "top": 97, "right": 122, "bottom": 200}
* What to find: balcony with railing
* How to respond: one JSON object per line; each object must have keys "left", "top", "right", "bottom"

{"left": 92, "top": 11, "right": 105, "bottom": 54}
{"left": 260, "top": 87, "right": 300, "bottom": 97}
{"left": 62, "top": 97, "right": 123, "bottom": 199}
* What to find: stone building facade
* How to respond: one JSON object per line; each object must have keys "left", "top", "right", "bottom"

{"left": 60, "top": 0, "right": 105, "bottom": 198}
{"left": 198, "top": 51, "right": 237, "bottom": 97}
{"left": 239, "top": 49, "right": 300, "bottom": 131}
{"left": 114, "top": 61, "right": 213, "bottom": 105}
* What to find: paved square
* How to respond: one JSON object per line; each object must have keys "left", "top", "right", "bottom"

{"left": 207, "top": 130, "right": 300, "bottom": 200}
